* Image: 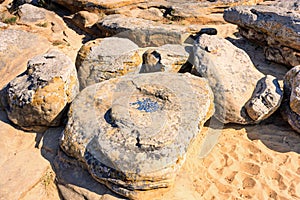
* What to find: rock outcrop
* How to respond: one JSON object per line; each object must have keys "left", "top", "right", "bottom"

{"left": 193, "top": 34, "right": 282, "bottom": 124}
{"left": 61, "top": 72, "right": 214, "bottom": 199}
{"left": 52, "top": 0, "right": 263, "bottom": 25}
{"left": 282, "top": 65, "right": 300, "bottom": 133}
{"left": 4, "top": 50, "right": 79, "bottom": 131}
{"left": 76, "top": 37, "right": 141, "bottom": 90}
{"left": 224, "top": 5, "right": 300, "bottom": 67}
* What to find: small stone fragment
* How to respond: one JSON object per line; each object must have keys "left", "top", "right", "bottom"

{"left": 245, "top": 75, "right": 283, "bottom": 121}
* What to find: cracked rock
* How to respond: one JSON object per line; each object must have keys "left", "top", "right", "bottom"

{"left": 60, "top": 72, "right": 214, "bottom": 199}
{"left": 4, "top": 50, "right": 79, "bottom": 131}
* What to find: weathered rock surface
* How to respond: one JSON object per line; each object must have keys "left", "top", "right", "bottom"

{"left": 4, "top": 50, "right": 79, "bottom": 131}
{"left": 97, "top": 14, "right": 189, "bottom": 47}
{"left": 193, "top": 34, "right": 283, "bottom": 124}
{"left": 282, "top": 65, "right": 300, "bottom": 133}
{"left": 61, "top": 72, "right": 214, "bottom": 199}
{"left": 0, "top": 29, "right": 51, "bottom": 89}
{"left": 224, "top": 5, "right": 300, "bottom": 67}
{"left": 139, "top": 44, "right": 192, "bottom": 73}
{"left": 76, "top": 37, "right": 141, "bottom": 90}
{"left": 245, "top": 75, "right": 283, "bottom": 121}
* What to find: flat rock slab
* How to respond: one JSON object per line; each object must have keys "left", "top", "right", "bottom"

{"left": 76, "top": 37, "right": 141, "bottom": 90}
{"left": 97, "top": 14, "right": 189, "bottom": 47}
{"left": 61, "top": 72, "right": 214, "bottom": 199}
{"left": 4, "top": 50, "right": 79, "bottom": 131}
{"left": 0, "top": 113, "right": 55, "bottom": 200}
{"left": 193, "top": 34, "right": 282, "bottom": 124}
{"left": 0, "top": 29, "right": 51, "bottom": 89}
{"left": 224, "top": 5, "right": 300, "bottom": 67}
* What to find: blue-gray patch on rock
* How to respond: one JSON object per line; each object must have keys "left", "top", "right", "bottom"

{"left": 130, "top": 98, "right": 159, "bottom": 112}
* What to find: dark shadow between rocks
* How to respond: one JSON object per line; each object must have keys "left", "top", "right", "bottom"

{"left": 40, "top": 126, "right": 124, "bottom": 199}
{"left": 226, "top": 37, "right": 289, "bottom": 80}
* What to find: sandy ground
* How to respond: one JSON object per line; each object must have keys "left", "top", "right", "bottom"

{"left": 156, "top": 114, "right": 300, "bottom": 200}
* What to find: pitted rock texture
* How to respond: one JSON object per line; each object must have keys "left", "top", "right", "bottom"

{"left": 76, "top": 37, "right": 141, "bottom": 90}
{"left": 139, "top": 44, "right": 192, "bottom": 73}
{"left": 245, "top": 75, "right": 283, "bottom": 121}
{"left": 61, "top": 72, "right": 214, "bottom": 199}
{"left": 193, "top": 34, "right": 266, "bottom": 124}
{"left": 0, "top": 29, "right": 51, "bottom": 89}
{"left": 224, "top": 5, "right": 300, "bottom": 67}
{"left": 4, "top": 50, "right": 79, "bottom": 131}
{"left": 282, "top": 65, "right": 300, "bottom": 133}
{"left": 97, "top": 14, "right": 189, "bottom": 47}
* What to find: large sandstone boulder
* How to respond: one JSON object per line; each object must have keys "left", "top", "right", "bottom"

{"left": 282, "top": 65, "right": 300, "bottom": 133}
{"left": 4, "top": 50, "right": 79, "bottom": 131}
{"left": 0, "top": 29, "right": 51, "bottom": 89}
{"left": 193, "top": 34, "right": 282, "bottom": 124}
{"left": 96, "top": 14, "right": 189, "bottom": 47}
{"left": 76, "top": 37, "right": 142, "bottom": 90}
{"left": 61, "top": 72, "right": 214, "bottom": 199}
{"left": 224, "top": 5, "right": 300, "bottom": 67}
